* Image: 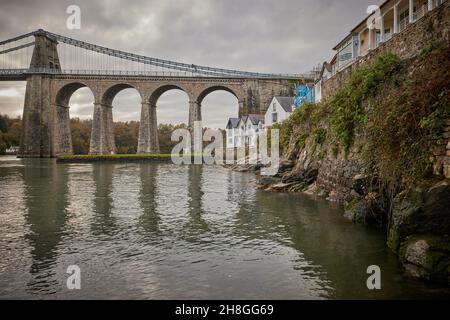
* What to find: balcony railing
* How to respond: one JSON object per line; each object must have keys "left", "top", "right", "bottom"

{"left": 413, "top": 4, "right": 428, "bottom": 21}
{"left": 399, "top": 17, "right": 410, "bottom": 32}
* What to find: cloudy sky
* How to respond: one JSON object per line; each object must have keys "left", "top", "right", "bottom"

{"left": 0, "top": 0, "right": 377, "bottom": 128}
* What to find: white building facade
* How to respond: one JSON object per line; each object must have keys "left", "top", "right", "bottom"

{"left": 315, "top": 61, "right": 334, "bottom": 103}
{"left": 264, "top": 96, "right": 295, "bottom": 127}
{"left": 226, "top": 115, "right": 265, "bottom": 148}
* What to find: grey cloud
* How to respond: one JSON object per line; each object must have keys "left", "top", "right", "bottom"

{"left": 0, "top": 0, "right": 378, "bottom": 127}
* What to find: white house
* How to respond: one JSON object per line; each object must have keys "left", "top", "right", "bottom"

{"left": 226, "top": 118, "right": 241, "bottom": 148}
{"left": 226, "top": 114, "right": 265, "bottom": 148}
{"left": 242, "top": 114, "right": 265, "bottom": 147}
{"left": 264, "top": 96, "right": 295, "bottom": 127}
{"left": 5, "top": 145, "right": 19, "bottom": 155}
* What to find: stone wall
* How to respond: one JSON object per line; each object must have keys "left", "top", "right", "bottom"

{"left": 322, "top": 1, "right": 450, "bottom": 100}
{"left": 19, "top": 28, "right": 296, "bottom": 157}
{"left": 320, "top": 1, "right": 450, "bottom": 181}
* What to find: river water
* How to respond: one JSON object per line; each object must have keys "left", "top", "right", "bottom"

{"left": 0, "top": 156, "right": 448, "bottom": 299}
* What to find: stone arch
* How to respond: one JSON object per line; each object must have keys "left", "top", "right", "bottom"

{"left": 53, "top": 82, "right": 96, "bottom": 156}
{"left": 196, "top": 85, "right": 240, "bottom": 105}
{"left": 195, "top": 85, "right": 242, "bottom": 128}
{"left": 55, "top": 82, "right": 95, "bottom": 107}
{"left": 138, "top": 84, "right": 191, "bottom": 154}
{"left": 101, "top": 83, "right": 143, "bottom": 106}
{"left": 148, "top": 84, "right": 190, "bottom": 106}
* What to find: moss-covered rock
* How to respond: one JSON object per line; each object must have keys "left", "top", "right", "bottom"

{"left": 399, "top": 235, "right": 450, "bottom": 284}
{"left": 344, "top": 192, "right": 385, "bottom": 226}
{"left": 388, "top": 180, "right": 450, "bottom": 253}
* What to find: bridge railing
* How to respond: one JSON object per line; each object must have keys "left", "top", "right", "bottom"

{"left": 0, "top": 68, "right": 313, "bottom": 80}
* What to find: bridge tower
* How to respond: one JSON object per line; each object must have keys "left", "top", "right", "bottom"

{"left": 20, "top": 30, "right": 61, "bottom": 157}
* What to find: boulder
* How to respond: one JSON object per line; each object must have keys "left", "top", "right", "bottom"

{"left": 257, "top": 176, "right": 281, "bottom": 189}
{"left": 388, "top": 180, "right": 450, "bottom": 253}
{"left": 399, "top": 235, "right": 450, "bottom": 284}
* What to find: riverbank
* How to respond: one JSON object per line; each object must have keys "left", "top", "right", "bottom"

{"left": 254, "top": 39, "right": 450, "bottom": 283}
{"left": 56, "top": 154, "right": 174, "bottom": 163}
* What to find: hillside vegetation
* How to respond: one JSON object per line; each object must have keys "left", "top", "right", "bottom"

{"left": 266, "top": 43, "right": 450, "bottom": 283}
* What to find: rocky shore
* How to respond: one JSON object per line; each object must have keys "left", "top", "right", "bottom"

{"left": 240, "top": 32, "right": 450, "bottom": 283}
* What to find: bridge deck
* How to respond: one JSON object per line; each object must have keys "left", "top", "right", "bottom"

{"left": 0, "top": 69, "right": 310, "bottom": 82}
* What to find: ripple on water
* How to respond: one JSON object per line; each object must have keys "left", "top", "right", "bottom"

{"left": 0, "top": 162, "right": 449, "bottom": 299}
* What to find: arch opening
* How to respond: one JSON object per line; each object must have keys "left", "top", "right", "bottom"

{"left": 101, "top": 83, "right": 138, "bottom": 106}
{"left": 55, "top": 82, "right": 90, "bottom": 107}
{"left": 152, "top": 86, "right": 190, "bottom": 154}
{"left": 54, "top": 83, "right": 95, "bottom": 155}
{"left": 196, "top": 86, "right": 239, "bottom": 106}
{"left": 105, "top": 85, "right": 142, "bottom": 154}
{"left": 149, "top": 85, "right": 188, "bottom": 106}
{"left": 198, "top": 88, "right": 239, "bottom": 130}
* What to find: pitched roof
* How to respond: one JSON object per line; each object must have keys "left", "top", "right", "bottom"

{"left": 274, "top": 96, "right": 295, "bottom": 113}
{"left": 247, "top": 114, "right": 265, "bottom": 125}
{"left": 227, "top": 118, "right": 240, "bottom": 129}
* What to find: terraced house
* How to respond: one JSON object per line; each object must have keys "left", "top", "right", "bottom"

{"left": 225, "top": 115, "right": 265, "bottom": 149}
{"left": 334, "top": 0, "right": 446, "bottom": 72}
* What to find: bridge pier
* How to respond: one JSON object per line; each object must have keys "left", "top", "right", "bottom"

{"left": 137, "top": 102, "right": 159, "bottom": 153}
{"left": 20, "top": 75, "right": 54, "bottom": 157}
{"left": 89, "top": 103, "right": 115, "bottom": 155}
{"left": 54, "top": 104, "right": 73, "bottom": 156}
{"left": 188, "top": 100, "right": 201, "bottom": 128}
{"left": 188, "top": 100, "right": 202, "bottom": 153}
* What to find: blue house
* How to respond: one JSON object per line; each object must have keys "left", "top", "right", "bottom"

{"left": 294, "top": 84, "right": 315, "bottom": 108}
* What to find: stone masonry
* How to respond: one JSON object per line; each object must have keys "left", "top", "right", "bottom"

{"left": 321, "top": 1, "right": 450, "bottom": 180}
{"left": 322, "top": 1, "right": 450, "bottom": 100}
{"left": 19, "top": 32, "right": 295, "bottom": 157}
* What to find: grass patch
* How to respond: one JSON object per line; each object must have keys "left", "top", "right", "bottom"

{"left": 57, "top": 154, "right": 174, "bottom": 163}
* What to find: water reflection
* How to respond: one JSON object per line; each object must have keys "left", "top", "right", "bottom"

{"left": 138, "top": 164, "right": 159, "bottom": 234}
{"left": 21, "top": 160, "right": 70, "bottom": 294}
{"left": 182, "top": 165, "right": 210, "bottom": 238}
{"left": 91, "top": 164, "right": 116, "bottom": 236}
{"left": 0, "top": 158, "right": 448, "bottom": 299}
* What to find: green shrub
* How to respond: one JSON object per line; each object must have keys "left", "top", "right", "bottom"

{"left": 0, "top": 140, "right": 6, "bottom": 155}
{"left": 313, "top": 128, "right": 327, "bottom": 145}
{"left": 329, "top": 53, "right": 401, "bottom": 152}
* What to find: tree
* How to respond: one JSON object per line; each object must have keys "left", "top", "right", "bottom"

{"left": 158, "top": 123, "right": 187, "bottom": 154}
{"left": 0, "top": 138, "right": 6, "bottom": 155}
{"left": 4, "top": 121, "right": 22, "bottom": 146}
{"left": 0, "top": 115, "right": 9, "bottom": 134}
{"left": 70, "top": 118, "right": 91, "bottom": 154}
{"left": 114, "top": 121, "right": 139, "bottom": 154}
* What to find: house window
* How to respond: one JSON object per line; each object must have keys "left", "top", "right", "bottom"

{"left": 375, "top": 31, "right": 381, "bottom": 48}
{"left": 384, "top": 28, "right": 392, "bottom": 41}
{"left": 337, "top": 40, "right": 353, "bottom": 69}
{"left": 273, "top": 103, "right": 276, "bottom": 112}
{"left": 272, "top": 113, "right": 278, "bottom": 123}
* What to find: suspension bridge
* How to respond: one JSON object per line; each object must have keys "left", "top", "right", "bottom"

{"left": 0, "top": 29, "right": 313, "bottom": 157}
